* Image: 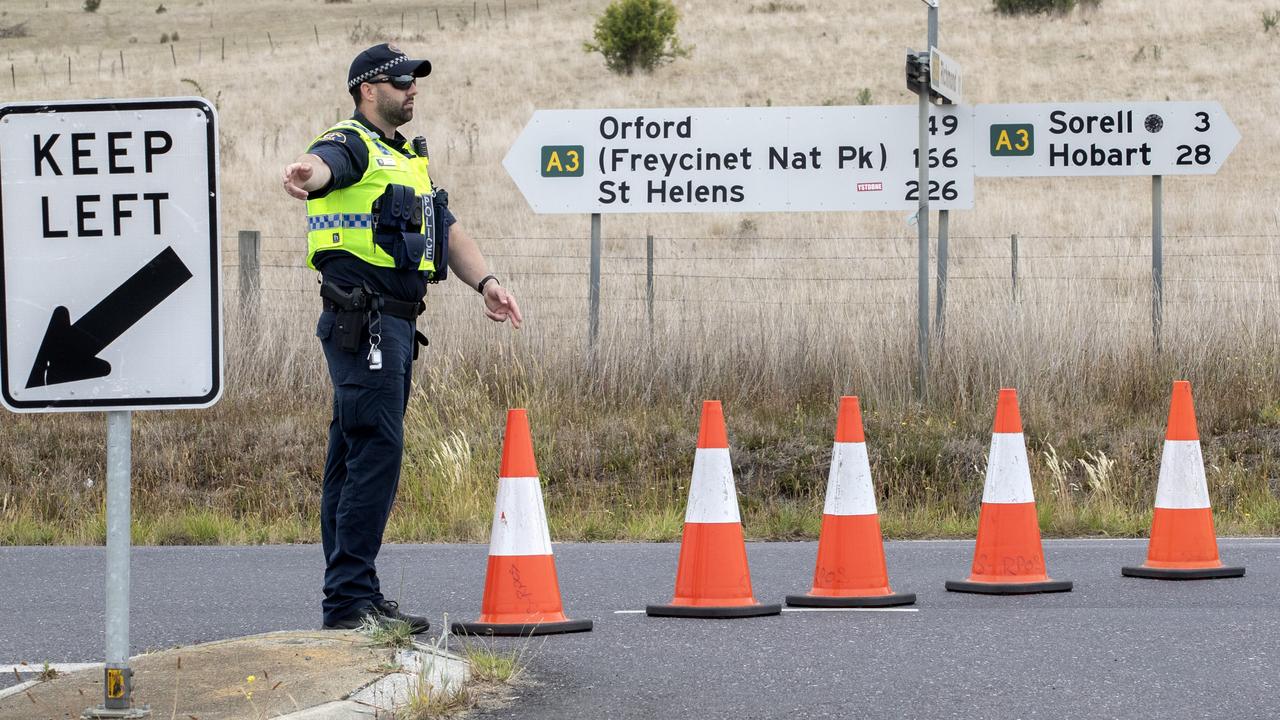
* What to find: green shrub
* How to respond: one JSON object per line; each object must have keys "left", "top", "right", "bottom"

{"left": 993, "top": 0, "right": 1093, "bottom": 15}
{"left": 1264, "top": 10, "right": 1280, "bottom": 33}
{"left": 584, "top": 0, "right": 690, "bottom": 75}
{"left": 83, "top": 0, "right": 101, "bottom": 11}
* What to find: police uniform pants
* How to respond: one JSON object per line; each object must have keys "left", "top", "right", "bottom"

{"left": 315, "top": 310, "right": 415, "bottom": 626}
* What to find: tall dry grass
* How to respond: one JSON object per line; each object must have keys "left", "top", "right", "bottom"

{"left": 1, "top": 0, "right": 1278, "bottom": 543}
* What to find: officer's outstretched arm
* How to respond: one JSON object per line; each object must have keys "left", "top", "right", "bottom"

{"left": 282, "top": 153, "right": 333, "bottom": 200}
{"left": 448, "top": 224, "right": 523, "bottom": 330}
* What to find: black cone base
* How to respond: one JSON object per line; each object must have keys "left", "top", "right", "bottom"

{"left": 645, "top": 602, "right": 782, "bottom": 618}
{"left": 785, "top": 591, "right": 916, "bottom": 608}
{"left": 945, "top": 578, "right": 1073, "bottom": 595}
{"left": 1122, "top": 564, "right": 1245, "bottom": 580}
{"left": 450, "top": 618, "right": 593, "bottom": 637}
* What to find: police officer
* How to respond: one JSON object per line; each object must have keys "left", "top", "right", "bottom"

{"left": 282, "top": 43, "right": 522, "bottom": 633}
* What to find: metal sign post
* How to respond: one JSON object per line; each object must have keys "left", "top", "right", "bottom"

{"left": 91, "top": 410, "right": 149, "bottom": 718}
{"left": 589, "top": 213, "right": 601, "bottom": 354}
{"left": 936, "top": 209, "right": 949, "bottom": 345}
{"left": 916, "top": 73, "right": 931, "bottom": 399}
{"left": 1152, "top": 175, "right": 1163, "bottom": 351}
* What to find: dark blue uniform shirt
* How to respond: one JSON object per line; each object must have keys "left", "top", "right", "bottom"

{"left": 307, "top": 112, "right": 456, "bottom": 302}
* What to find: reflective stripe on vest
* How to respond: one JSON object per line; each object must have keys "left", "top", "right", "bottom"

{"left": 304, "top": 121, "right": 434, "bottom": 272}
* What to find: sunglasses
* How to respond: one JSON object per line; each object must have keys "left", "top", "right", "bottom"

{"left": 367, "top": 74, "right": 416, "bottom": 91}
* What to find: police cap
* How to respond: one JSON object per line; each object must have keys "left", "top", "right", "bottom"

{"left": 347, "top": 43, "right": 432, "bottom": 90}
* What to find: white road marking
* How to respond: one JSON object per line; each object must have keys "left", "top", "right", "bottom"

{"left": 782, "top": 607, "right": 919, "bottom": 613}
{"left": 613, "top": 607, "right": 919, "bottom": 614}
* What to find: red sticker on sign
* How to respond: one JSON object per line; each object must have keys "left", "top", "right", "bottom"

{"left": 856, "top": 182, "right": 883, "bottom": 192}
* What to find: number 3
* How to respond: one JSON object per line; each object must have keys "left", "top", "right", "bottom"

{"left": 1194, "top": 112, "right": 1210, "bottom": 132}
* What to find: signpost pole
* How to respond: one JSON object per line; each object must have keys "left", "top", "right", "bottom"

{"left": 1152, "top": 175, "right": 1163, "bottom": 352}
{"left": 589, "top": 213, "right": 602, "bottom": 355}
{"left": 935, "top": 209, "right": 949, "bottom": 346}
{"left": 915, "top": 1, "right": 938, "bottom": 400}
{"left": 88, "top": 410, "right": 148, "bottom": 717}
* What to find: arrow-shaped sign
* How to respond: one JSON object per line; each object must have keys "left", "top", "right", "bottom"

{"left": 25, "top": 246, "right": 193, "bottom": 389}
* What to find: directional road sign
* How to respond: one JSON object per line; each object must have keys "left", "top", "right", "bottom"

{"left": 929, "top": 47, "right": 963, "bottom": 105}
{"left": 0, "top": 98, "right": 222, "bottom": 412}
{"left": 504, "top": 105, "right": 974, "bottom": 214}
{"left": 974, "top": 101, "right": 1239, "bottom": 177}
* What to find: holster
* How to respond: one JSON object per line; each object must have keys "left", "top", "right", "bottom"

{"left": 321, "top": 281, "right": 428, "bottom": 356}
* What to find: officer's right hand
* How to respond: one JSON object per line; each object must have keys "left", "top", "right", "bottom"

{"left": 282, "top": 162, "right": 314, "bottom": 200}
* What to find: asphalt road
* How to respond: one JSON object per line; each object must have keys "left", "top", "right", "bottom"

{"left": 2, "top": 539, "right": 1278, "bottom": 719}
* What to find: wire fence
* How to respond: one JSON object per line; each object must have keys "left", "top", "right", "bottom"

{"left": 218, "top": 230, "right": 1280, "bottom": 334}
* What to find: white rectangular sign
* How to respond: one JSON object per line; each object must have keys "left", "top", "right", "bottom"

{"left": 974, "top": 101, "right": 1239, "bottom": 177}
{"left": 0, "top": 98, "right": 222, "bottom": 412}
{"left": 929, "top": 47, "right": 963, "bottom": 105}
{"left": 503, "top": 104, "right": 974, "bottom": 214}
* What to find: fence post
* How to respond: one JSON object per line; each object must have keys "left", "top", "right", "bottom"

{"left": 646, "top": 234, "right": 654, "bottom": 335}
{"left": 1011, "top": 233, "right": 1019, "bottom": 304}
{"left": 238, "top": 230, "right": 261, "bottom": 318}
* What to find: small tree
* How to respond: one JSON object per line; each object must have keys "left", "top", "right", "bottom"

{"left": 584, "top": 0, "right": 690, "bottom": 75}
{"left": 993, "top": 0, "right": 1080, "bottom": 15}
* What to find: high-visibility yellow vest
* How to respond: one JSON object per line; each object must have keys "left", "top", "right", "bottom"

{"left": 305, "top": 120, "right": 435, "bottom": 272}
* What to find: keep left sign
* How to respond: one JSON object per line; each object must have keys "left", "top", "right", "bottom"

{"left": 0, "top": 98, "right": 222, "bottom": 412}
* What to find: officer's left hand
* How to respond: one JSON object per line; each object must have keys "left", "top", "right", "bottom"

{"left": 482, "top": 283, "right": 523, "bottom": 329}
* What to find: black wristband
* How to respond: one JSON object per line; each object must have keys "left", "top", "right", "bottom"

{"left": 476, "top": 274, "right": 498, "bottom": 294}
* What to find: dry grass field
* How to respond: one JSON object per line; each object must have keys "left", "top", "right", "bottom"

{"left": 1, "top": 0, "right": 1278, "bottom": 544}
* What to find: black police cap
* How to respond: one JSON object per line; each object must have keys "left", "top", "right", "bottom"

{"left": 347, "top": 43, "right": 432, "bottom": 90}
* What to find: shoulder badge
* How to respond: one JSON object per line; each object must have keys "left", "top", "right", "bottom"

{"left": 323, "top": 132, "right": 346, "bottom": 143}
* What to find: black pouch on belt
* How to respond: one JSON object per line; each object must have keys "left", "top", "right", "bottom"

{"left": 334, "top": 310, "right": 365, "bottom": 353}
{"left": 372, "top": 184, "right": 429, "bottom": 270}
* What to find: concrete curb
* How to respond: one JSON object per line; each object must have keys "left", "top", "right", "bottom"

{"left": 275, "top": 640, "right": 471, "bottom": 720}
{"left": 0, "top": 681, "right": 40, "bottom": 702}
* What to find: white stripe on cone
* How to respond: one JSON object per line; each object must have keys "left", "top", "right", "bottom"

{"left": 982, "top": 433, "right": 1035, "bottom": 504}
{"left": 823, "top": 442, "right": 877, "bottom": 516}
{"left": 1154, "top": 440, "right": 1211, "bottom": 509}
{"left": 488, "top": 477, "right": 554, "bottom": 556}
{"left": 685, "top": 448, "right": 741, "bottom": 523}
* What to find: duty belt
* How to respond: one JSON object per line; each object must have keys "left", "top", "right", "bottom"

{"left": 320, "top": 281, "right": 424, "bottom": 320}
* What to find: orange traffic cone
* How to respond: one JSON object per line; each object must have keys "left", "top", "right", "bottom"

{"left": 787, "top": 396, "right": 915, "bottom": 607}
{"left": 451, "top": 409, "right": 593, "bottom": 636}
{"left": 646, "top": 401, "right": 781, "bottom": 618}
{"left": 1122, "top": 381, "right": 1245, "bottom": 580}
{"left": 946, "top": 389, "right": 1072, "bottom": 595}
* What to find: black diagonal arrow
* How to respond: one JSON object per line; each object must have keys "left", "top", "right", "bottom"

{"left": 25, "top": 246, "right": 193, "bottom": 389}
